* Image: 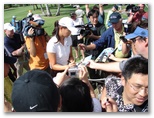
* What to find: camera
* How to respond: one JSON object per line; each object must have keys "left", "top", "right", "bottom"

{"left": 132, "top": 6, "right": 140, "bottom": 13}
{"left": 123, "top": 23, "right": 132, "bottom": 34}
{"left": 120, "top": 36, "right": 128, "bottom": 43}
{"left": 24, "top": 25, "right": 45, "bottom": 37}
{"left": 23, "top": 15, "right": 45, "bottom": 37}
{"left": 75, "top": 24, "right": 93, "bottom": 38}
{"left": 68, "top": 66, "right": 80, "bottom": 78}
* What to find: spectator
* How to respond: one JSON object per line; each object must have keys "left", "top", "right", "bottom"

{"left": 75, "top": 5, "right": 85, "bottom": 23}
{"left": 101, "top": 56, "right": 148, "bottom": 112}
{"left": 79, "top": 9, "right": 106, "bottom": 79}
{"left": 4, "top": 49, "right": 17, "bottom": 112}
{"left": 70, "top": 12, "right": 85, "bottom": 59}
{"left": 11, "top": 69, "right": 60, "bottom": 112}
{"left": 79, "top": 12, "right": 130, "bottom": 59}
{"left": 46, "top": 17, "right": 76, "bottom": 77}
{"left": 4, "top": 23, "right": 30, "bottom": 78}
{"left": 127, "top": 4, "right": 148, "bottom": 24}
{"left": 106, "top": 5, "right": 119, "bottom": 28}
{"left": 87, "top": 26, "right": 148, "bottom": 73}
{"left": 85, "top": 4, "right": 105, "bottom": 25}
{"left": 54, "top": 66, "right": 103, "bottom": 112}
{"left": 24, "top": 14, "right": 50, "bottom": 73}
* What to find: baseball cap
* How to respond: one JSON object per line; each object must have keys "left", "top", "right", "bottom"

{"left": 4, "top": 23, "right": 15, "bottom": 31}
{"left": 125, "top": 26, "right": 148, "bottom": 39}
{"left": 12, "top": 69, "right": 60, "bottom": 112}
{"left": 32, "top": 14, "right": 43, "bottom": 21}
{"left": 113, "top": 5, "right": 119, "bottom": 11}
{"left": 58, "top": 17, "right": 76, "bottom": 32}
{"left": 109, "top": 12, "right": 121, "bottom": 23}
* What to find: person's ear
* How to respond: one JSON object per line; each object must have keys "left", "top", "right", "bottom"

{"left": 121, "top": 76, "right": 126, "bottom": 86}
{"left": 145, "top": 37, "right": 148, "bottom": 47}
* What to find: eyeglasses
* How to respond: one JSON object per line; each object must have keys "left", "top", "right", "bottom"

{"left": 127, "top": 81, "right": 148, "bottom": 93}
{"left": 132, "top": 38, "right": 136, "bottom": 43}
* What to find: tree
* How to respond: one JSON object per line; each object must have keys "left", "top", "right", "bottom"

{"left": 45, "top": 4, "right": 52, "bottom": 16}
{"left": 40, "top": 4, "right": 46, "bottom": 16}
{"left": 56, "top": 4, "right": 60, "bottom": 16}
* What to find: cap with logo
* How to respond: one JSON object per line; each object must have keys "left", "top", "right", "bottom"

{"left": 125, "top": 26, "right": 148, "bottom": 39}
{"left": 11, "top": 69, "right": 60, "bottom": 112}
{"left": 109, "top": 12, "right": 121, "bottom": 23}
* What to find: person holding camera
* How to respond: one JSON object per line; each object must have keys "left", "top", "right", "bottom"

{"left": 80, "top": 9, "right": 106, "bottom": 79}
{"left": 127, "top": 4, "right": 148, "bottom": 24}
{"left": 79, "top": 12, "right": 130, "bottom": 79}
{"left": 70, "top": 12, "right": 85, "bottom": 60}
{"left": 24, "top": 14, "right": 50, "bottom": 73}
{"left": 87, "top": 26, "right": 148, "bottom": 73}
{"left": 46, "top": 17, "right": 76, "bottom": 77}
{"left": 4, "top": 23, "right": 30, "bottom": 78}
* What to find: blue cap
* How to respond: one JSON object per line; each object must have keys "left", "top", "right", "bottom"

{"left": 109, "top": 12, "right": 121, "bottom": 23}
{"left": 125, "top": 26, "right": 148, "bottom": 39}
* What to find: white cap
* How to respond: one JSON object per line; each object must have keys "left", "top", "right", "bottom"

{"left": 76, "top": 5, "right": 80, "bottom": 8}
{"left": 4, "top": 23, "right": 15, "bottom": 31}
{"left": 12, "top": 16, "right": 16, "bottom": 19}
{"left": 58, "top": 17, "right": 76, "bottom": 32}
{"left": 32, "top": 14, "right": 43, "bottom": 21}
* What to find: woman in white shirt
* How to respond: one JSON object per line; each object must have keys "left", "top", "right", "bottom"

{"left": 47, "top": 17, "right": 76, "bottom": 77}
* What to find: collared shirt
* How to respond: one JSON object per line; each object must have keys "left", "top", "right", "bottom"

{"left": 114, "top": 27, "right": 128, "bottom": 58}
{"left": 105, "top": 75, "right": 148, "bottom": 112}
{"left": 46, "top": 36, "right": 72, "bottom": 66}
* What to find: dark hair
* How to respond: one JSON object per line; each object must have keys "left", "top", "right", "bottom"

{"left": 122, "top": 56, "right": 148, "bottom": 81}
{"left": 92, "top": 5, "right": 99, "bottom": 11}
{"left": 59, "top": 78, "right": 93, "bottom": 112}
{"left": 88, "top": 9, "right": 99, "bottom": 18}
{"left": 51, "top": 20, "right": 60, "bottom": 43}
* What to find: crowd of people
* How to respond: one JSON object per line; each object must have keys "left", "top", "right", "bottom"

{"left": 4, "top": 4, "right": 148, "bottom": 112}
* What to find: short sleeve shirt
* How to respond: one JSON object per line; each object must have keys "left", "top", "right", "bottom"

{"left": 4, "top": 33, "right": 23, "bottom": 53}
{"left": 47, "top": 36, "right": 72, "bottom": 66}
{"left": 105, "top": 75, "right": 148, "bottom": 112}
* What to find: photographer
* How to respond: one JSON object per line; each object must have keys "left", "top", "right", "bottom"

{"left": 80, "top": 9, "right": 106, "bottom": 79}
{"left": 127, "top": 4, "right": 148, "bottom": 24}
{"left": 24, "top": 14, "right": 50, "bottom": 74}
{"left": 79, "top": 12, "right": 130, "bottom": 78}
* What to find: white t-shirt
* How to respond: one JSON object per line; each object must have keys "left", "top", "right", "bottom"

{"left": 46, "top": 36, "right": 72, "bottom": 67}
{"left": 75, "top": 9, "right": 85, "bottom": 18}
{"left": 71, "top": 18, "right": 84, "bottom": 35}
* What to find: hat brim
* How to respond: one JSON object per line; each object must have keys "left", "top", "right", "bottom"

{"left": 125, "top": 33, "right": 138, "bottom": 39}
{"left": 5, "top": 26, "right": 15, "bottom": 31}
{"left": 67, "top": 27, "right": 78, "bottom": 32}
{"left": 109, "top": 19, "right": 119, "bottom": 24}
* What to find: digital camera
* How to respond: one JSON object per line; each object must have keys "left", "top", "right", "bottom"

{"left": 68, "top": 66, "right": 80, "bottom": 78}
{"left": 123, "top": 23, "right": 132, "bottom": 34}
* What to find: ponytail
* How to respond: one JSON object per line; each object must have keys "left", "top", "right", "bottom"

{"left": 51, "top": 20, "right": 60, "bottom": 43}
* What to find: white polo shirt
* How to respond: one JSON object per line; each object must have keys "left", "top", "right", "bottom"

{"left": 47, "top": 36, "right": 72, "bottom": 67}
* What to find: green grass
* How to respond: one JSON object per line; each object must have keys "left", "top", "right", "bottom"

{"left": 4, "top": 4, "right": 116, "bottom": 36}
